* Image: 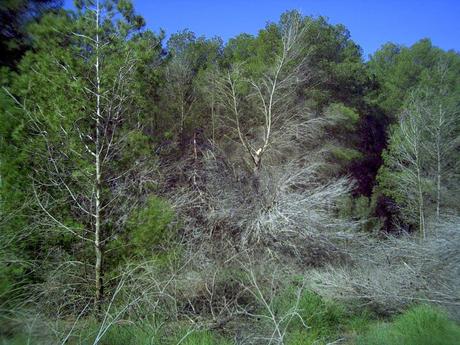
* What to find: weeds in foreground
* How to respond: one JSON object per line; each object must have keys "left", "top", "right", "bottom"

{"left": 2, "top": 297, "right": 458, "bottom": 345}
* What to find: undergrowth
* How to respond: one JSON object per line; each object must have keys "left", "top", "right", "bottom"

{"left": 1, "top": 296, "right": 458, "bottom": 345}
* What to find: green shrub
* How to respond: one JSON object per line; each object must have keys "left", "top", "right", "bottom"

{"left": 129, "top": 196, "right": 176, "bottom": 251}
{"left": 337, "top": 194, "right": 381, "bottom": 232}
{"left": 325, "top": 103, "right": 360, "bottom": 130}
{"left": 329, "top": 146, "right": 363, "bottom": 163}
{"left": 0, "top": 265, "right": 25, "bottom": 305}
{"left": 356, "top": 304, "right": 460, "bottom": 345}
{"left": 338, "top": 195, "right": 354, "bottom": 219}
{"left": 107, "top": 195, "right": 178, "bottom": 269}
{"left": 296, "top": 291, "right": 346, "bottom": 337}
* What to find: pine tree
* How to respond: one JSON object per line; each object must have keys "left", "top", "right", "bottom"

{"left": 2, "top": 0, "right": 161, "bottom": 312}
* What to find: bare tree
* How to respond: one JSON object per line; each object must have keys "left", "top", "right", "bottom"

{"left": 164, "top": 54, "right": 197, "bottom": 137}
{"left": 402, "top": 101, "right": 427, "bottom": 238}
{"left": 383, "top": 71, "right": 459, "bottom": 238}
{"left": 384, "top": 92, "right": 429, "bottom": 238}
{"left": 424, "top": 62, "right": 459, "bottom": 221}
{"left": 198, "top": 65, "right": 220, "bottom": 142}
{"left": 215, "top": 12, "right": 311, "bottom": 177}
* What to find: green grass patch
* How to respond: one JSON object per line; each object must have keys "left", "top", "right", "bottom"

{"left": 272, "top": 287, "right": 374, "bottom": 345}
{"left": 173, "top": 330, "right": 233, "bottom": 345}
{"left": 91, "top": 324, "right": 156, "bottom": 345}
{"left": 0, "top": 334, "right": 35, "bottom": 345}
{"left": 0, "top": 319, "right": 232, "bottom": 345}
{"left": 81, "top": 323, "right": 232, "bottom": 345}
{"left": 356, "top": 304, "right": 460, "bottom": 345}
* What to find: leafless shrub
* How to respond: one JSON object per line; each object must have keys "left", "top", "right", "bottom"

{"left": 169, "top": 145, "right": 357, "bottom": 259}
{"left": 308, "top": 216, "right": 460, "bottom": 318}
{"left": 242, "top": 163, "right": 356, "bottom": 243}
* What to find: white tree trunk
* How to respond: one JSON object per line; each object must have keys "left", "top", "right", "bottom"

{"left": 94, "top": 0, "right": 103, "bottom": 311}
{"left": 416, "top": 166, "right": 426, "bottom": 239}
{"left": 435, "top": 104, "right": 443, "bottom": 221}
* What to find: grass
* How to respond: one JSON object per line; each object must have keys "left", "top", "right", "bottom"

{"left": 2, "top": 298, "right": 458, "bottom": 345}
{"left": 279, "top": 291, "right": 460, "bottom": 345}
{"left": 0, "top": 316, "right": 233, "bottom": 345}
{"left": 1, "top": 334, "right": 35, "bottom": 345}
{"left": 356, "top": 304, "right": 460, "bottom": 345}
{"left": 87, "top": 323, "right": 157, "bottom": 345}
{"left": 272, "top": 287, "right": 375, "bottom": 345}
{"left": 173, "top": 330, "right": 233, "bottom": 345}
{"left": 74, "top": 321, "right": 232, "bottom": 345}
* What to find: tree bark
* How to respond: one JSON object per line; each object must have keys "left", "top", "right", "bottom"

{"left": 435, "top": 104, "right": 443, "bottom": 222}
{"left": 416, "top": 166, "right": 426, "bottom": 239}
{"left": 436, "top": 146, "right": 441, "bottom": 221}
{"left": 94, "top": 0, "right": 104, "bottom": 313}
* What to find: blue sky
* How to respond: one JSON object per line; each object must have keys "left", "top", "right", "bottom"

{"left": 65, "top": 0, "right": 460, "bottom": 58}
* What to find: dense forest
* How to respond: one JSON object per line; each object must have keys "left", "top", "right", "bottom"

{"left": 1, "top": 1, "right": 459, "bottom": 344}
